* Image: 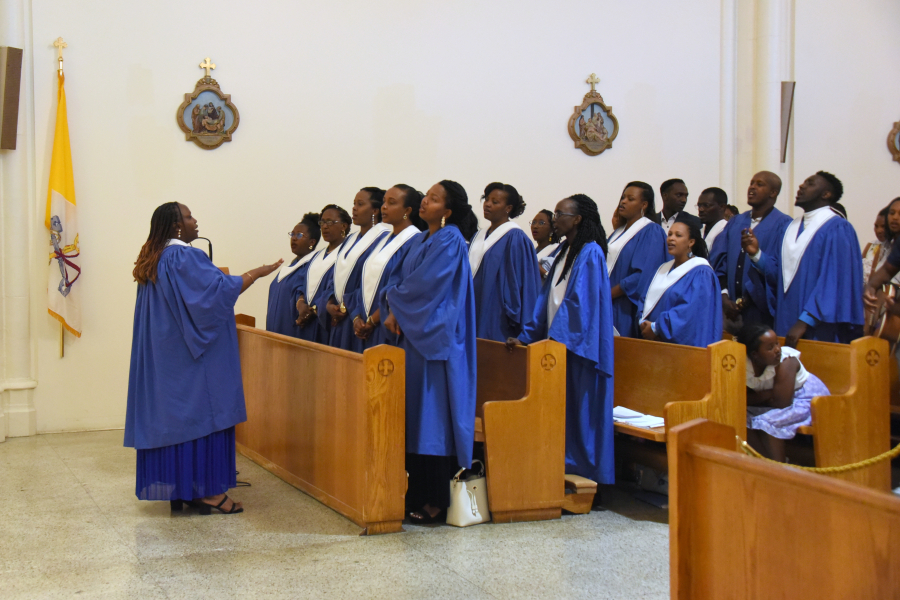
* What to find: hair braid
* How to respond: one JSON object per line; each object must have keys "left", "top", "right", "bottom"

{"left": 133, "top": 202, "right": 182, "bottom": 284}
{"left": 553, "top": 194, "right": 608, "bottom": 284}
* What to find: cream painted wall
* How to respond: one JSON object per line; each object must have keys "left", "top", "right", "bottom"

{"left": 793, "top": 0, "right": 900, "bottom": 246}
{"left": 28, "top": 0, "right": 723, "bottom": 432}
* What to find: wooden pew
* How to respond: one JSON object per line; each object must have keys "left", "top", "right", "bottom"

{"left": 787, "top": 336, "right": 891, "bottom": 491}
{"left": 474, "top": 339, "right": 567, "bottom": 522}
{"left": 235, "top": 321, "right": 406, "bottom": 535}
{"left": 613, "top": 338, "right": 746, "bottom": 460}
{"left": 669, "top": 418, "right": 900, "bottom": 599}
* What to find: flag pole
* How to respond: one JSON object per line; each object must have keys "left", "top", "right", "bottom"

{"left": 55, "top": 37, "right": 66, "bottom": 359}
{"left": 60, "top": 322, "right": 65, "bottom": 358}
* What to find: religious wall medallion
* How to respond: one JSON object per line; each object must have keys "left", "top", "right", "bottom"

{"left": 567, "top": 73, "right": 618, "bottom": 156}
{"left": 888, "top": 120, "right": 900, "bottom": 164}
{"left": 176, "top": 57, "right": 240, "bottom": 150}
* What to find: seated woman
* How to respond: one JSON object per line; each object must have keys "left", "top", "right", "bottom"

{"left": 126, "top": 202, "right": 281, "bottom": 514}
{"left": 469, "top": 182, "right": 541, "bottom": 342}
{"left": 507, "top": 194, "right": 615, "bottom": 486}
{"left": 294, "top": 205, "right": 350, "bottom": 343}
{"left": 530, "top": 209, "right": 559, "bottom": 281}
{"left": 639, "top": 218, "right": 723, "bottom": 348}
{"left": 384, "top": 180, "right": 478, "bottom": 524}
{"left": 265, "top": 213, "right": 320, "bottom": 337}
{"left": 739, "top": 323, "right": 830, "bottom": 462}
{"left": 326, "top": 188, "right": 392, "bottom": 352}
{"left": 607, "top": 181, "right": 668, "bottom": 337}
{"left": 352, "top": 184, "right": 425, "bottom": 349}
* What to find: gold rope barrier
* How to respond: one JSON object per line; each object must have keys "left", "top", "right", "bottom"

{"left": 738, "top": 436, "right": 900, "bottom": 474}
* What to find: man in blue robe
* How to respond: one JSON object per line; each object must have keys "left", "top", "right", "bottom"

{"left": 742, "top": 171, "right": 863, "bottom": 346}
{"left": 710, "top": 171, "right": 792, "bottom": 330}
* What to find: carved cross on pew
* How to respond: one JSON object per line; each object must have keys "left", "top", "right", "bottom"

{"left": 199, "top": 57, "right": 216, "bottom": 78}
{"left": 586, "top": 73, "right": 600, "bottom": 93}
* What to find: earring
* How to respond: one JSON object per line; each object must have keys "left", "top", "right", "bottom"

{"left": 342, "top": 229, "right": 347, "bottom": 238}
{"left": 549, "top": 232, "right": 553, "bottom": 242}
{"left": 309, "top": 245, "right": 314, "bottom": 249}
{"left": 640, "top": 209, "right": 645, "bottom": 217}
{"left": 177, "top": 229, "right": 181, "bottom": 238}
{"left": 441, "top": 216, "right": 446, "bottom": 228}
{"left": 371, "top": 213, "right": 375, "bottom": 226}
{"left": 403, "top": 214, "right": 408, "bottom": 220}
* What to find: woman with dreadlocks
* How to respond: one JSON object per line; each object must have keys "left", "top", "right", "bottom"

{"left": 468, "top": 182, "right": 541, "bottom": 342}
{"left": 265, "top": 213, "right": 320, "bottom": 337}
{"left": 125, "top": 202, "right": 282, "bottom": 515}
{"left": 638, "top": 215, "right": 723, "bottom": 348}
{"left": 384, "top": 180, "right": 477, "bottom": 524}
{"left": 507, "top": 194, "right": 615, "bottom": 486}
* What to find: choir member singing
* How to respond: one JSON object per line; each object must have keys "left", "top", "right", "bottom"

{"left": 125, "top": 202, "right": 282, "bottom": 514}
{"left": 326, "top": 188, "right": 391, "bottom": 352}
{"left": 740, "top": 324, "right": 830, "bottom": 462}
{"left": 507, "top": 194, "right": 615, "bottom": 485}
{"left": 743, "top": 171, "right": 863, "bottom": 346}
{"left": 352, "top": 184, "right": 425, "bottom": 348}
{"left": 696, "top": 187, "right": 728, "bottom": 251}
{"left": 639, "top": 218, "right": 723, "bottom": 348}
{"left": 384, "top": 180, "right": 478, "bottom": 524}
{"left": 294, "top": 205, "right": 351, "bottom": 344}
{"left": 469, "top": 182, "right": 541, "bottom": 342}
{"left": 266, "top": 213, "right": 320, "bottom": 337}
{"left": 711, "top": 171, "right": 791, "bottom": 330}
{"left": 530, "top": 209, "right": 559, "bottom": 281}
{"left": 656, "top": 178, "right": 700, "bottom": 235}
{"left": 607, "top": 182, "right": 668, "bottom": 337}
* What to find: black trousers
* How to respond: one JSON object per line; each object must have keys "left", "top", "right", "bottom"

{"left": 405, "top": 453, "right": 458, "bottom": 511}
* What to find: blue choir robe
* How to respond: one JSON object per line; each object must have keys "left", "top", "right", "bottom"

{"left": 710, "top": 207, "right": 792, "bottom": 327}
{"left": 470, "top": 226, "right": 541, "bottom": 342}
{"left": 752, "top": 209, "right": 864, "bottom": 343}
{"left": 294, "top": 246, "right": 339, "bottom": 344}
{"left": 518, "top": 242, "right": 615, "bottom": 484}
{"left": 329, "top": 226, "right": 391, "bottom": 352}
{"left": 125, "top": 243, "right": 246, "bottom": 450}
{"left": 386, "top": 226, "right": 477, "bottom": 468}
{"left": 354, "top": 227, "right": 420, "bottom": 350}
{"left": 607, "top": 222, "right": 668, "bottom": 338}
{"left": 265, "top": 254, "right": 314, "bottom": 337}
{"left": 639, "top": 258, "right": 723, "bottom": 348}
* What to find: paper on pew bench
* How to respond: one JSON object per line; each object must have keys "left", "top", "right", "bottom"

{"left": 613, "top": 406, "right": 644, "bottom": 419}
{"left": 612, "top": 406, "right": 665, "bottom": 429}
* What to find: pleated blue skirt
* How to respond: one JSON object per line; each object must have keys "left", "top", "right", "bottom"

{"left": 135, "top": 427, "right": 237, "bottom": 501}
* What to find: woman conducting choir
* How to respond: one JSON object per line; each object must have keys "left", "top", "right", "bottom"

{"left": 507, "top": 194, "right": 616, "bottom": 486}
{"left": 530, "top": 209, "right": 559, "bottom": 281}
{"left": 607, "top": 182, "right": 668, "bottom": 337}
{"left": 125, "top": 202, "right": 282, "bottom": 514}
{"left": 740, "top": 323, "right": 830, "bottom": 462}
{"left": 352, "top": 185, "right": 425, "bottom": 348}
{"left": 384, "top": 180, "right": 478, "bottom": 523}
{"left": 266, "top": 213, "right": 320, "bottom": 336}
{"left": 469, "top": 182, "right": 541, "bottom": 342}
{"left": 638, "top": 218, "right": 723, "bottom": 347}
{"left": 326, "top": 188, "right": 392, "bottom": 352}
{"left": 295, "top": 205, "right": 351, "bottom": 343}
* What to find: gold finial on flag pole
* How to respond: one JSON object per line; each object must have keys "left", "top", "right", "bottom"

{"left": 54, "top": 37, "right": 67, "bottom": 75}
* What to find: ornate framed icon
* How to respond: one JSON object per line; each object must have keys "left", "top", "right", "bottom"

{"left": 888, "top": 120, "right": 900, "bottom": 164}
{"left": 176, "top": 58, "right": 240, "bottom": 150}
{"left": 568, "top": 73, "right": 618, "bottom": 156}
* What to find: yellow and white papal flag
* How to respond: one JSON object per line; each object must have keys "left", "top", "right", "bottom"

{"left": 46, "top": 72, "right": 81, "bottom": 337}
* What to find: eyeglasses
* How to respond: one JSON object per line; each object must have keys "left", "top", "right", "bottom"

{"left": 318, "top": 220, "right": 343, "bottom": 227}
{"left": 288, "top": 232, "right": 306, "bottom": 239}
{"left": 553, "top": 211, "right": 578, "bottom": 219}
{"left": 529, "top": 220, "right": 550, "bottom": 226}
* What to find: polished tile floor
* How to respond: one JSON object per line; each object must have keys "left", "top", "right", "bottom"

{"left": 0, "top": 431, "right": 669, "bottom": 599}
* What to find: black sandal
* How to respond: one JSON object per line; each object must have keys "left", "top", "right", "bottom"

{"left": 408, "top": 508, "right": 444, "bottom": 524}
{"left": 170, "top": 500, "right": 185, "bottom": 512}
{"left": 197, "top": 495, "right": 244, "bottom": 515}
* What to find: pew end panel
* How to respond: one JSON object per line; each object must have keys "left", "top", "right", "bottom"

{"left": 668, "top": 418, "right": 900, "bottom": 600}
{"left": 235, "top": 325, "right": 406, "bottom": 534}
{"left": 807, "top": 336, "right": 892, "bottom": 491}
{"left": 477, "top": 339, "right": 566, "bottom": 523}
{"left": 235, "top": 313, "right": 256, "bottom": 327}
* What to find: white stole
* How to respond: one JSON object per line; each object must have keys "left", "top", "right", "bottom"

{"left": 305, "top": 246, "right": 339, "bottom": 303}
{"left": 607, "top": 217, "right": 653, "bottom": 274}
{"left": 536, "top": 242, "right": 559, "bottom": 261}
{"left": 640, "top": 257, "right": 709, "bottom": 321}
{"left": 361, "top": 225, "right": 419, "bottom": 316}
{"left": 276, "top": 251, "right": 315, "bottom": 283}
{"left": 781, "top": 206, "right": 837, "bottom": 292}
{"left": 703, "top": 219, "right": 726, "bottom": 251}
{"left": 468, "top": 221, "right": 521, "bottom": 275}
{"left": 333, "top": 224, "right": 392, "bottom": 303}
{"left": 547, "top": 248, "right": 569, "bottom": 327}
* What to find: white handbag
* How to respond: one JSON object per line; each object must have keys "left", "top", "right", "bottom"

{"left": 446, "top": 459, "right": 490, "bottom": 527}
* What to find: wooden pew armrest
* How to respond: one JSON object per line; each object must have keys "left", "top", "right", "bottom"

{"left": 614, "top": 421, "right": 666, "bottom": 442}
